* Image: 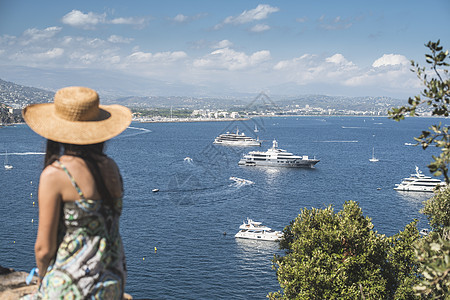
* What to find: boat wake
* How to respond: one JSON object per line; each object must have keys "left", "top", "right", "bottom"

{"left": 229, "top": 176, "right": 254, "bottom": 187}
{"left": 119, "top": 126, "right": 152, "bottom": 138}
{"left": 0, "top": 152, "right": 45, "bottom": 156}
{"left": 315, "top": 140, "right": 359, "bottom": 143}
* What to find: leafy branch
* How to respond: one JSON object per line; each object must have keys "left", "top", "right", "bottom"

{"left": 389, "top": 40, "right": 450, "bottom": 183}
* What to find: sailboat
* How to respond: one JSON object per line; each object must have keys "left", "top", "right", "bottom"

{"left": 369, "top": 147, "right": 379, "bottom": 162}
{"left": 4, "top": 150, "right": 13, "bottom": 170}
{"left": 254, "top": 124, "right": 259, "bottom": 133}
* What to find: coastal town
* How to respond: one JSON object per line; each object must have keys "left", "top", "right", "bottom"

{"left": 0, "top": 78, "right": 433, "bottom": 126}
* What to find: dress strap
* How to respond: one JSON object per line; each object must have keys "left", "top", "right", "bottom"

{"left": 56, "top": 160, "right": 86, "bottom": 200}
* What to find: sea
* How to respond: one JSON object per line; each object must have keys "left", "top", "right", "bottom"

{"left": 0, "top": 116, "right": 445, "bottom": 299}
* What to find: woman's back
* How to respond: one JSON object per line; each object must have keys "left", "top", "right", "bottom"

{"left": 29, "top": 154, "right": 127, "bottom": 299}
{"left": 44, "top": 154, "right": 123, "bottom": 203}
{"left": 21, "top": 86, "right": 131, "bottom": 300}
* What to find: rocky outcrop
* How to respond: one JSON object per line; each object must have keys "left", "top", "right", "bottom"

{"left": 0, "top": 265, "right": 133, "bottom": 299}
{"left": 0, "top": 265, "right": 38, "bottom": 299}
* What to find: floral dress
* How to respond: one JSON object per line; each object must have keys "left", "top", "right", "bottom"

{"left": 23, "top": 161, "right": 127, "bottom": 299}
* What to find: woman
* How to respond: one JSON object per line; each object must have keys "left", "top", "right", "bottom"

{"left": 21, "top": 86, "right": 131, "bottom": 299}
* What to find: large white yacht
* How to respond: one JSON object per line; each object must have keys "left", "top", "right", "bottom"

{"left": 213, "top": 128, "right": 261, "bottom": 146}
{"left": 394, "top": 166, "right": 447, "bottom": 192}
{"left": 238, "top": 140, "right": 319, "bottom": 168}
{"left": 235, "top": 218, "right": 283, "bottom": 242}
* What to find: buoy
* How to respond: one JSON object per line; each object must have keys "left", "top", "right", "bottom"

{"left": 33, "top": 202, "right": 35, "bottom": 206}
{"left": 31, "top": 193, "right": 33, "bottom": 197}
{"left": 13, "top": 241, "right": 15, "bottom": 244}
{"left": 143, "top": 257, "right": 145, "bottom": 261}
{"left": 31, "top": 219, "right": 34, "bottom": 223}
{"left": 154, "top": 247, "right": 157, "bottom": 253}
{"left": 30, "top": 181, "right": 33, "bottom": 185}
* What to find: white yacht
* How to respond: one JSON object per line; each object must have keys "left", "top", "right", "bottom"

{"left": 213, "top": 128, "right": 261, "bottom": 146}
{"left": 235, "top": 218, "right": 282, "bottom": 241}
{"left": 394, "top": 166, "right": 446, "bottom": 192}
{"left": 238, "top": 140, "right": 319, "bottom": 168}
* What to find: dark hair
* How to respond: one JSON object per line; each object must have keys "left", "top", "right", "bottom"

{"left": 44, "top": 140, "right": 114, "bottom": 207}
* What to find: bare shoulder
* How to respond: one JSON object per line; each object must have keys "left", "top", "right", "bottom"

{"left": 39, "top": 162, "right": 66, "bottom": 196}
{"left": 40, "top": 162, "right": 65, "bottom": 183}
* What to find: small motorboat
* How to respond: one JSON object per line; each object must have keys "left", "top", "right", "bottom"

{"left": 229, "top": 176, "right": 254, "bottom": 185}
{"left": 419, "top": 228, "right": 430, "bottom": 236}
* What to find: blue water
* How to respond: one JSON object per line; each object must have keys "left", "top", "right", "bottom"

{"left": 0, "top": 116, "right": 443, "bottom": 299}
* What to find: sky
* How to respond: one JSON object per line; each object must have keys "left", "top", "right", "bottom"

{"left": 0, "top": 0, "right": 449, "bottom": 99}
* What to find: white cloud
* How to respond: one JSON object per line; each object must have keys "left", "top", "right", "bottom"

{"left": 61, "top": 10, "right": 106, "bottom": 29}
{"left": 273, "top": 53, "right": 358, "bottom": 84}
{"left": 61, "top": 10, "right": 148, "bottom": 29}
{"left": 212, "top": 40, "right": 233, "bottom": 49}
{"left": 170, "top": 13, "right": 206, "bottom": 23}
{"left": 109, "top": 17, "right": 145, "bottom": 25}
{"left": 228, "top": 4, "right": 279, "bottom": 24}
{"left": 251, "top": 24, "right": 270, "bottom": 32}
{"left": 21, "top": 27, "right": 62, "bottom": 45}
{"left": 318, "top": 15, "right": 353, "bottom": 31}
{"left": 372, "top": 54, "right": 410, "bottom": 67}
{"left": 24, "top": 27, "right": 62, "bottom": 39}
{"left": 108, "top": 35, "right": 133, "bottom": 44}
{"left": 126, "top": 51, "right": 187, "bottom": 63}
{"left": 109, "top": 17, "right": 148, "bottom": 29}
{"left": 326, "top": 54, "right": 354, "bottom": 66}
{"left": 215, "top": 4, "right": 279, "bottom": 29}
{"left": 271, "top": 51, "right": 416, "bottom": 96}
{"left": 173, "top": 14, "right": 189, "bottom": 23}
{"left": 193, "top": 48, "right": 271, "bottom": 71}
{"left": 33, "top": 48, "right": 65, "bottom": 60}
{"left": 109, "top": 56, "right": 121, "bottom": 64}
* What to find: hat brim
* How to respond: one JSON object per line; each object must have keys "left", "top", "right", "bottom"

{"left": 23, "top": 103, "right": 132, "bottom": 145}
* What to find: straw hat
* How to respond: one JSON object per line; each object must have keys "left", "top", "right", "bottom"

{"left": 22, "top": 86, "right": 132, "bottom": 145}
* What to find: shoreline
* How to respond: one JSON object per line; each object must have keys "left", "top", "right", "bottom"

{"left": 138, "top": 117, "right": 250, "bottom": 123}
{"left": 134, "top": 114, "right": 440, "bottom": 124}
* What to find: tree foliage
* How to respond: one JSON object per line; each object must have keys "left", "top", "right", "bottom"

{"left": 268, "top": 201, "right": 420, "bottom": 299}
{"left": 389, "top": 39, "right": 450, "bottom": 298}
{"left": 422, "top": 187, "right": 450, "bottom": 233}
{"left": 388, "top": 40, "right": 450, "bottom": 183}
{"left": 414, "top": 187, "right": 450, "bottom": 298}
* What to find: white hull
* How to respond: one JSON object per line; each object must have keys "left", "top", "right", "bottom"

{"left": 238, "top": 139, "right": 319, "bottom": 168}
{"left": 238, "top": 158, "right": 319, "bottom": 168}
{"left": 394, "top": 184, "right": 444, "bottom": 193}
{"left": 394, "top": 166, "right": 446, "bottom": 193}
{"left": 213, "top": 128, "right": 261, "bottom": 147}
{"left": 235, "top": 218, "right": 283, "bottom": 242}
{"left": 234, "top": 231, "right": 282, "bottom": 241}
{"left": 214, "top": 140, "right": 261, "bottom": 147}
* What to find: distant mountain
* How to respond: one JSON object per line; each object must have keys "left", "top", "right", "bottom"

{"left": 0, "top": 77, "right": 406, "bottom": 114}
{"left": 0, "top": 78, "right": 53, "bottom": 108}
{"left": 0, "top": 65, "right": 231, "bottom": 100}
{"left": 274, "top": 94, "right": 405, "bottom": 111}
